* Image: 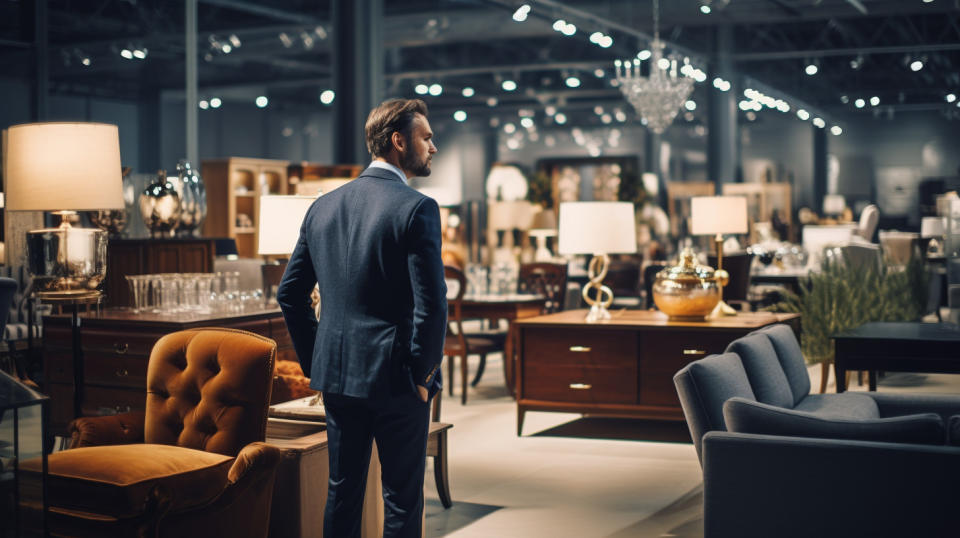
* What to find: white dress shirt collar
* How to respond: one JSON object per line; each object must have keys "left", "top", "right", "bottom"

{"left": 369, "top": 160, "right": 408, "bottom": 185}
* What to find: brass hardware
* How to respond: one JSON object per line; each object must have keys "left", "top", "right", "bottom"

{"left": 569, "top": 346, "right": 592, "bottom": 352}
{"left": 683, "top": 349, "right": 706, "bottom": 355}
{"left": 115, "top": 368, "right": 129, "bottom": 378}
{"left": 569, "top": 383, "right": 592, "bottom": 390}
{"left": 114, "top": 342, "right": 128, "bottom": 354}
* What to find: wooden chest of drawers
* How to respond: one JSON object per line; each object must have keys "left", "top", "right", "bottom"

{"left": 515, "top": 310, "right": 800, "bottom": 435}
{"left": 43, "top": 307, "right": 296, "bottom": 434}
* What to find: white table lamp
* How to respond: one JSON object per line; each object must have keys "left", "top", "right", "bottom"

{"left": 5, "top": 122, "right": 124, "bottom": 297}
{"left": 558, "top": 201, "right": 637, "bottom": 322}
{"left": 691, "top": 196, "right": 748, "bottom": 316}
{"left": 485, "top": 163, "right": 528, "bottom": 201}
{"left": 529, "top": 208, "right": 558, "bottom": 262}
{"left": 822, "top": 194, "right": 847, "bottom": 217}
{"left": 257, "top": 195, "right": 319, "bottom": 256}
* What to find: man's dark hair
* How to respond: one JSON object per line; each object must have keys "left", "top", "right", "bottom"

{"left": 365, "top": 98, "right": 429, "bottom": 158}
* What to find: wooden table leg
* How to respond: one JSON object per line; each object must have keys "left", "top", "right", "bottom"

{"left": 503, "top": 322, "right": 517, "bottom": 399}
{"left": 834, "top": 360, "right": 846, "bottom": 393}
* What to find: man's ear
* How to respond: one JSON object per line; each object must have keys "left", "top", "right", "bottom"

{"left": 391, "top": 131, "right": 406, "bottom": 153}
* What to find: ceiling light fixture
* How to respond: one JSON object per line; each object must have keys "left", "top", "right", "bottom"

{"left": 554, "top": 113, "right": 567, "bottom": 124}
{"left": 502, "top": 79, "right": 517, "bottom": 91}
{"left": 415, "top": 84, "right": 428, "bottom": 95}
{"left": 565, "top": 76, "right": 581, "bottom": 88}
{"left": 255, "top": 96, "right": 268, "bottom": 108}
{"left": 453, "top": 110, "right": 467, "bottom": 122}
{"left": 210, "top": 97, "right": 222, "bottom": 109}
{"left": 812, "top": 117, "right": 825, "bottom": 128}
{"left": 319, "top": 90, "right": 335, "bottom": 105}
{"left": 870, "top": 96, "right": 880, "bottom": 106}
{"left": 947, "top": 93, "right": 957, "bottom": 103}
{"left": 797, "top": 109, "right": 810, "bottom": 120}
{"left": 428, "top": 83, "right": 443, "bottom": 96}
{"left": 804, "top": 60, "right": 818, "bottom": 76}
{"left": 910, "top": 59, "right": 924, "bottom": 71}
{"left": 854, "top": 98, "right": 866, "bottom": 108}
{"left": 512, "top": 4, "right": 531, "bottom": 22}
{"left": 830, "top": 126, "right": 843, "bottom": 136}
{"left": 462, "top": 87, "right": 475, "bottom": 97}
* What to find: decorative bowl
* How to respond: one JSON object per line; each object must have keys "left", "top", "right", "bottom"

{"left": 652, "top": 248, "right": 723, "bottom": 320}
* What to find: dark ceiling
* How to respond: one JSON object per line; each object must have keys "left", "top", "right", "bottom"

{"left": 2, "top": 0, "right": 959, "bottom": 128}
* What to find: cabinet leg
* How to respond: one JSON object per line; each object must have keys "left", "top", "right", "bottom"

{"left": 517, "top": 407, "right": 525, "bottom": 437}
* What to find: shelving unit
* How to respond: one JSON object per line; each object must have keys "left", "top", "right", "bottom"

{"left": 202, "top": 157, "right": 289, "bottom": 258}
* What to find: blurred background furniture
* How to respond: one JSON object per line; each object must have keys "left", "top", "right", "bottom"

{"left": 24, "top": 328, "right": 282, "bottom": 538}
{"left": 518, "top": 262, "right": 568, "bottom": 314}
{"left": 708, "top": 253, "right": 754, "bottom": 312}
{"left": 642, "top": 263, "right": 667, "bottom": 310}
{"left": 856, "top": 204, "right": 880, "bottom": 242}
{"left": 444, "top": 266, "right": 500, "bottom": 405}
{"left": 286, "top": 162, "right": 362, "bottom": 195}
{"left": 202, "top": 158, "right": 289, "bottom": 258}
{"left": 0, "top": 368, "right": 49, "bottom": 536}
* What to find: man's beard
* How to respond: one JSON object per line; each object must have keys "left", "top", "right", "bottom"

{"left": 401, "top": 146, "right": 431, "bottom": 177}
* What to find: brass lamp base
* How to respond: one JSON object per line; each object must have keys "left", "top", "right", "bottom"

{"left": 712, "top": 234, "right": 737, "bottom": 317}
{"left": 582, "top": 253, "right": 614, "bottom": 323}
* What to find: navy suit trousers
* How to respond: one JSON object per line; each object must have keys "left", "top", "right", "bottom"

{"left": 322, "top": 391, "right": 430, "bottom": 538}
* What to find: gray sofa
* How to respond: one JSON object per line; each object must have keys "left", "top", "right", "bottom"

{"left": 674, "top": 324, "right": 960, "bottom": 538}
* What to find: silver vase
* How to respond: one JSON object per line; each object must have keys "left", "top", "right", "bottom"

{"left": 139, "top": 170, "right": 182, "bottom": 238}
{"left": 172, "top": 160, "right": 207, "bottom": 237}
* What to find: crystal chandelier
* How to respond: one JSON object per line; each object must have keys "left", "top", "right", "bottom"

{"left": 614, "top": 0, "right": 694, "bottom": 134}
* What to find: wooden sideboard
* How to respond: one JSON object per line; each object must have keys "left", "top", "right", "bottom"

{"left": 515, "top": 309, "right": 800, "bottom": 435}
{"left": 43, "top": 307, "right": 295, "bottom": 434}
{"left": 105, "top": 238, "right": 216, "bottom": 307}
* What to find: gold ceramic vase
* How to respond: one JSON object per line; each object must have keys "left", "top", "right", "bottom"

{"left": 652, "top": 248, "right": 725, "bottom": 320}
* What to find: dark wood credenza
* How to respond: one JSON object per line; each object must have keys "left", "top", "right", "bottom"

{"left": 43, "top": 307, "right": 295, "bottom": 434}
{"left": 105, "top": 238, "right": 216, "bottom": 307}
{"left": 515, "top": 309, "right": 800, "bottom": 435}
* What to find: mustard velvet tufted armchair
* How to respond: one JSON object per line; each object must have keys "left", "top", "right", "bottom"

{"left": 23, "top": 328, "right": 282, "bottom": 538}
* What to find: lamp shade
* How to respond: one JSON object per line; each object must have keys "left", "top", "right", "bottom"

{"left": 530, "top": 207, "right": 557, "bottom": 231}
{"left": 558, "top": 201, "right": 637, "bottom": 255}
{"left": 690, "top": 196, "right": 748, "bottom": 236}
{"left": 822, "top": 194, "right": 847, "bottom": 215}
{"left": 5, "top": 122, "right": 124, "bottom": 211}
{"left": 488, "top": 200, "right": 534, "bottom": 230}
{"left": 257, "top": 195, "right": 318, "bottom": 255}
{"left": 920, "top": 216, "right": 945, "bottom": 238}
{"left": 485, "top": 163, "right": 528, "bottom": 201}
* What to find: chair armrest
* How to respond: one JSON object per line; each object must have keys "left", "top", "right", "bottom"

{"left": 67, "top": 411, "right": 146, "bottom": 448}
{"left": 864, "top": 391, "right": 960, "bottom": 423}
{"left": 702, "top": 431, "right": 960, "bottom": 538}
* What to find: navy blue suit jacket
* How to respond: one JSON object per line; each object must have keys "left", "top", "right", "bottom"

{"left": 277, "top": 166, "right": 447, "bottom": 399}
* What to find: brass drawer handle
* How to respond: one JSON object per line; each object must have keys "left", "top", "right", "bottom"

{"left": 115, "top": 368, "right": 129, "bottom": 378}
{"left": 569, "top": 346, "right": 592, "bottom": 353}
{"left": 683, "top": 349, "right": 707, "bottom": 355}
{"left": 114, "top": 405, "right": 131, "bottom": 413}
{"left": 114, "top": 342, "right": 129, "bottom": 355}
{"left": 569, "top": 383, "right": 592, "bottom": 390}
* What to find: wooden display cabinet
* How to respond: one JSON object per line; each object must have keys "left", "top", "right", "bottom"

{"left": 287, "top": 162, "right": 363, "bottom": 196}
{"left": 202, "top": 158, "right": 290, "bottom": 258}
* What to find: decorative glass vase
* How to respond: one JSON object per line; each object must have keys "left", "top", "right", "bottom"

{"left": 139, "top": 170, "right": 181, "bottom": 238}
{"left": 172, "top": 160, "right": 207, "bottom": 237}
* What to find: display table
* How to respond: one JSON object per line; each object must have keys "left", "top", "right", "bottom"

{"left": 514, "top": 309, "right": 800, "bottom": 435}
{"left": 834, "top": 321, "right": 960, "bottom": 392}
{"left": 42, "top": 306, "right": 294, "bottom": 433}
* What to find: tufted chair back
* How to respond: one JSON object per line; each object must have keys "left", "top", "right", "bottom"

{"left": 144, "top": 328, "right": 277, "bottom": 456}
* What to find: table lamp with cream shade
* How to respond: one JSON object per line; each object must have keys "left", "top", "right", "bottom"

{"left": 920, "top": 216, "right": 945, "bottom": 256}
{"left": 690, "top": 195, "right": 748, "bottom": 316}
{"left": 528, "top": 207, "right": 557, "bottom": 262}
{"left": 558, "top": 201, "right": 637, "bottom": 322}
{"left": 5, "top": 122, "right": 124, "bottom": 297}
{"left": 487, "top": 200, "right": 534, "bottom": 263}
{"left": 257, "top": 194, "right": 318, "bottom": 303}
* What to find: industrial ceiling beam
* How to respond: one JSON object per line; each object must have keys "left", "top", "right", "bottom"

{"left": 197, "top": 0, "right": 322, "bottom": 25}
{"left": 734, "top": 42, "right": 960, "bottom": 61}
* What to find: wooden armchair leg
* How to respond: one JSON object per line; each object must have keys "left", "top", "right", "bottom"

{"left": 446, "top": 356, "right": 454, "bottom": 397}
{"left": 470, "top": 354, "right": 487, "bottom": 387}
{"left": 819, "top": 362, "right": 829, "bottom": 394}
{"left": 460, "top": 355, "right": 468, "bottom": 405}
{"left": 432, "top": 430, "right": 452, "bottom": 509}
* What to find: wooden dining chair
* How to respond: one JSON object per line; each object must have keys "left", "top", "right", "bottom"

{"left": 444, "top": 266, "right": 499, "bottom": 404}
{"left": 518, "top": 262, "right": 568, "bottom": 314}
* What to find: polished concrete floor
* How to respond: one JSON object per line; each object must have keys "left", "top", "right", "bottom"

{"left": 424, "top": 347, "right": 960, "bottom": 538}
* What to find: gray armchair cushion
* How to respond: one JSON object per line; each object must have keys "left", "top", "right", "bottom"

{"left": 724, "top": 397, "right": 945, "bottom": 445}
{"left": 673, "top": 352, "right": 756, "bottom": 462}
{"left": 726, "top": 334, "right": 794, "bottom": 408}
{"left": 754, "top": 324, "right": 810, "bottom": 405}
{"left": 793, "top": 393, "right": 879, "bottom": 419}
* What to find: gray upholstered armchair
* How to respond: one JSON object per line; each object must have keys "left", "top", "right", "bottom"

{"left": 674, "top": 324, "right": 960, "bottom": 538}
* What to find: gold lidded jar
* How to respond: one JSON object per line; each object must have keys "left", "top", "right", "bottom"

{"left": 652, "top": 248, "right": 724, "bottom": 320}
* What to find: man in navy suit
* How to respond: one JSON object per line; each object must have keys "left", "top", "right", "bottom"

{"left": 277, "top": 98, "right": 446, "bottom": 537}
